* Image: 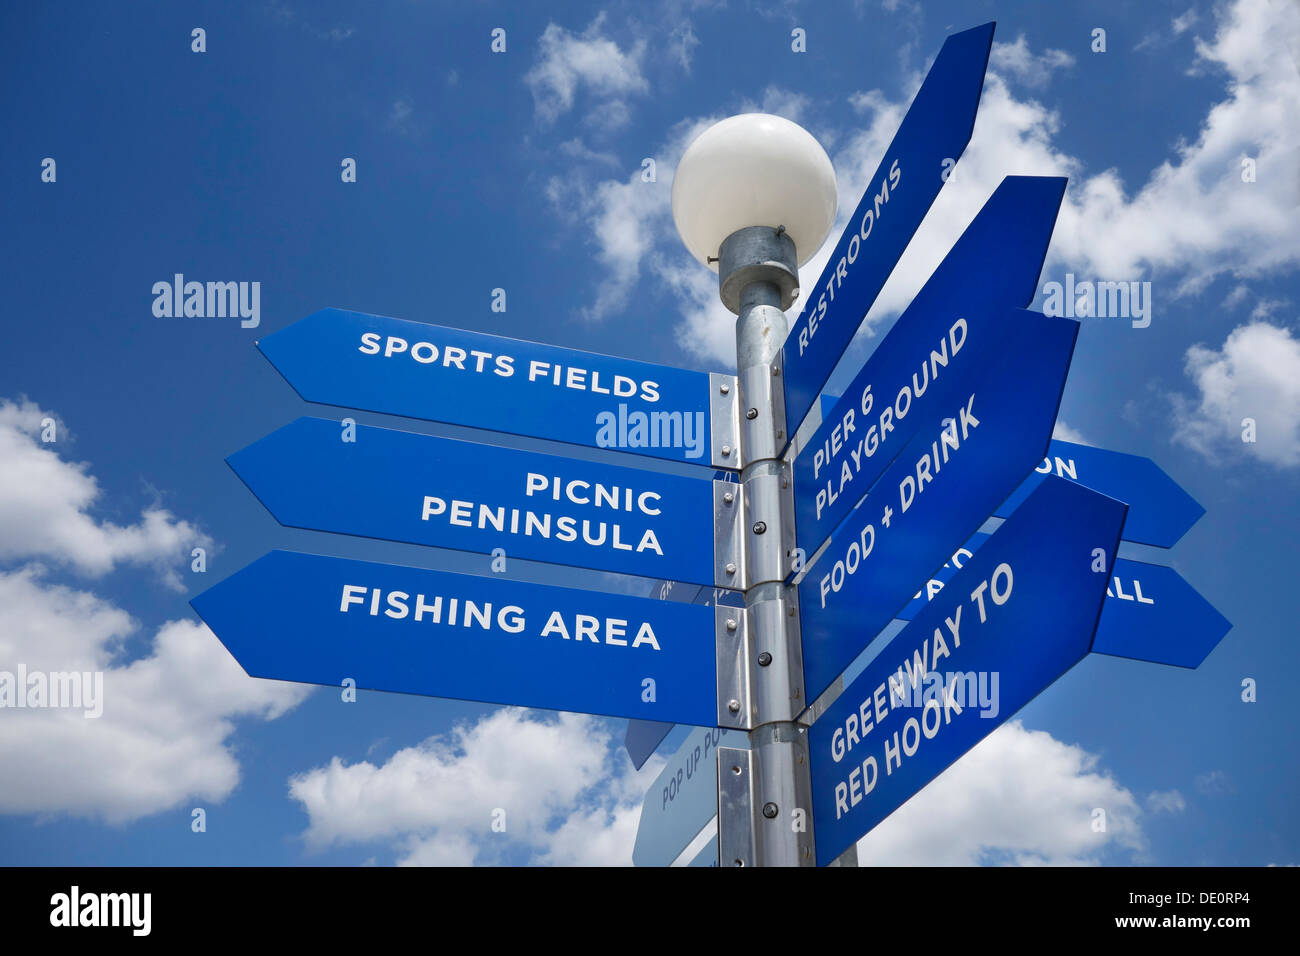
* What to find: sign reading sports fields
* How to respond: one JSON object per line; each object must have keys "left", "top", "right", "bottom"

{"left": 809, "top": 477, "right": 1127, "bottom": 865}
{"left": 258, "top": 308, "right": 733, "bottom": 467}
{"left": 780, "top": 21, "right": 996, "bottom": 435}
{"left": 192, "top": 550, "right": 719, "bottom": 725}
{"left": 229, "top": 417, "right": 726, "bottom": 587}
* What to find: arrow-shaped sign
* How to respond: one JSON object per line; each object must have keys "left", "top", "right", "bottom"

{"left": 809, "top": 477, "right": 1127, "bottom": 865}
{"left": 797, "top": 307, "right": 1079, "bottom": 706}
{"left": 191, "top": 550, "right": 719, "bottom": 724}
{"left": 792, "top": 176, "right": 1068, "bottom": 558}
{"left": 230, "top": 417, "right": 729, "bottom": 587}
{"left": 899, "top": 533, "right": 1230, "bottom": 669}
{"left": 258, "top": 308, "right": 736, "bottom": 468}
{"left": 995, "top": 440, "right": 1205, "bottom": 548}
{"left": 634, "top": 725, "right": 748, "bottom": 867}
{"left": 626, "top": 582, "right": 745, "bottom": 769}
{"left": 781, "top": 21, "right": 996, "bottom": 435}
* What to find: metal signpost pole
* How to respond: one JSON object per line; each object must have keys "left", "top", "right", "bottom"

{"left": 717, "top": 225, "right": 814, "bottom": 866}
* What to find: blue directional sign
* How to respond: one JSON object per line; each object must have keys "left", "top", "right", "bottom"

{"left": 781, "top": 21, "right": 996, "bottom": 434}
{"left": 191, "top": 550, "right": 719, "bottom": 724}
{"left": 626, "top": 579, "right": 703, "bottom": 770}
{"left": 995, "top": 440, "right": 1205, "bottom": 548}
{"left": 899, "top": 534, "right": 1231, "bottom": 669}
{"left": 626, "top": 719, "right": 676, "bottom": 772}
{"left": 809, "top": 477, "right": 1127, "bottom": 865}
{"left": 634, "top": 725, "right": 748, "bottom": 867}
{"left": 230, "top": 417, "right": 723, "bottom": 586}
{"left": 798, "top": 308, "right": 1079, "bottom": 706}
{"left": 792, "top": 177, "right": 1068, "bottom": 557}
{"left": 626, "top": 582, "right": 745, "bottom": 768}
{"left": 259, "top": 308, "right": 728, "bottom": 467}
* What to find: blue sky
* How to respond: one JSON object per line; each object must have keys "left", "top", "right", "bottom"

{"left": 1, "top": 0, "right": 1298, "bottom": 866}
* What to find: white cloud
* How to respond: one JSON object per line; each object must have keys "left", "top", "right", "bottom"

{"left": 547, "top": 114, "right": 722, "bottom": 325}
{"left": 525, "top": 16, "right": 648, "bottom": 126}
{"left": 0, "top": 569, "right": 307, "bottom": 823}
{"left": 1053, "top": 420, "right": 1092, "bottom": 445}
{"left": 289, "top": 709, "right": 662, "bottom": 865}
{"left": 1172, "top": 320, "right": 1300, "bottom": 466}
{"left": 386, "top": 97, "right": 421, "bottom": 138}
{"left": 667, "top": 23, "right": 700, "bottom": 72}
{"left": 560, "top": 0, "right": 1300, "bottom": 371}
{"left": 557, "top": 138, "right": 620, "bottom": 168}
{"left": 0, "top": 400, "right": 211, "bottom": 590}
{"left": 0, "top": 398, "right": 307, "bottom": 823}
{"left": 293, "top": 712, "right": 1152, "bottom": 867}
{"left": 991, "top": 35, "right": 1076, "bottom": 87}
{"left": 1147, "top": 789, "right": 1188, "bottom": 813}
{"left": 1249, "top": 297, "right": 1287, "bottom": 320}
{"left": 1174, "top": 9, "right": 1201, "bottom": 35}
{"left": 857, "top": 721, "right": 1144, "bottom": 865}
{"left": 1195, "top": 769, "right": 1235, "bottom": 794}
{"left": 1223, "top": 283, "right": 1251, "bottom": 309}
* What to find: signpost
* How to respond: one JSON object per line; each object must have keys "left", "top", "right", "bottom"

{"left": 190, "top": 20, "right": 1230, "bottom": 868}
{"left": 809, "top": 477, "right": 1128, "bottom": 865}
{"left": 780, "top": 21, "right": 996, "bottom": 435}
{"left": 633, "top": 726, "right": 748, "bottom": 867}
{"left": 230, "top": 417, "right": 735, "bottom": 587}
{"left": 258, "top": 308, "right": 739, "bottom": 469}
{"left": 791, "top": 176, "right": 1068, "bottom": 559}
{"left": 191, "top": 550, "right": 720, "bottom": 725}
{"left": 995, "top": 440, "right": 1205, "bottom": 548}
{"left": 899, "top": 533, "right": 1231, "bottom": 669}
{"left": 797, "top": 307, "right": 1079, "bottom": 705}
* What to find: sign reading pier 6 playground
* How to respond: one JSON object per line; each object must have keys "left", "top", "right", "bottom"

{"left": 191, "top": 551, "right": 719, "bottom": 725}
{"left": 258, "top": 308, "right": 732, "bottom": 467}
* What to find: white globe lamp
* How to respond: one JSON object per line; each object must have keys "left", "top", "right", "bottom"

{"left": 671, "top": 113, "right": 837, "bottom": 315}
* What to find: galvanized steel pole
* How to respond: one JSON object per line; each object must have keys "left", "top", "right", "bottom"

{"left": 716, "top": 224, "right": 815, "bottom": 866}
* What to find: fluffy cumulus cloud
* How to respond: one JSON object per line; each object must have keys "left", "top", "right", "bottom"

{"left": 857, "top": 722, "right": 1145, "bottom": 865}
{"left": 0, "top": 400, "right": 210, "bottom": 590}
{"left": 525, "top": 14, "right": 648, "bottom": 127}
{"left": 1171, "top": 320, "right": 1300, "bottom": 466}
{"left": 1052, "top": 420, "right": 1092, "bottom": 445}
{"left": 289, "top": 709, "right": 659, "bottom": 866}
{"left": 292, "top": 709, "right": 1153, "bottom": 867}
{"left": 552, "top": 0, "right": 1300, "bottom": 374}
{"left": 0, "top": 398, "right": 307, "bottom": 822}
{"left": 990, "top": 34, "right": 1076, "bottom": 88}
